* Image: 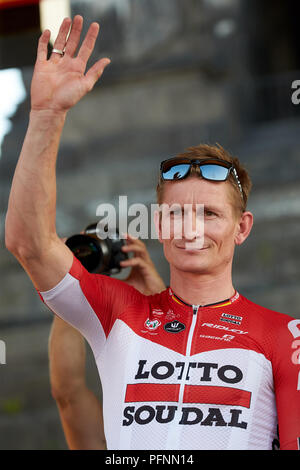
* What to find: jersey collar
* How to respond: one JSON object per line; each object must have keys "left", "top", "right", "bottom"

{"left": 167, "top": 287, "right": 240, "bottom": 309}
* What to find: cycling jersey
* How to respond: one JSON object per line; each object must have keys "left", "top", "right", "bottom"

{"left": 39, "top": 255, "right": 300, "bottom": 450}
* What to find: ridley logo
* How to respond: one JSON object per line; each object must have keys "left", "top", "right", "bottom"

{"left": 202, "top": 323, "right": 248, "bottom": 335}
{"left": 164, "top": 321, "right": 186, "bottom": 333}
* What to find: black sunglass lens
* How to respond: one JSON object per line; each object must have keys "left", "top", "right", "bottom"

{"left": 162, "top": 163, "right": 190, "bottom": 180}
{"left": 201, "top": 164, "right": 229, "bottom": 181}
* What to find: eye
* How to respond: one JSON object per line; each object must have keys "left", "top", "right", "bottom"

{"left": 169, "top": 208, "right": 182, "bottom": 217}
{"left": 204, "top": 209, "right": 216, "bottom": 217}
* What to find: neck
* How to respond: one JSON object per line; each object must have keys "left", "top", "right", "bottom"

{"left": 169, "top": 266, "right": 235, "bottom": 306}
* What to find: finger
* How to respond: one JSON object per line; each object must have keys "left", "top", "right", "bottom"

{"left": 121, "top": 244, "right": 149, "bottom": 259}
{"left": 124, "top": 233, "right": 147, "bottom": 245}
{"left": 122, "top": 232, "right": 138, "bottom": 241}
{"left": 120, "top": 257, "right": 147, "bottom": 268}
{"left": 123, "top": 233, "right": 148, "bottom": 248}
{"left": 122, "top": 237, "right": 150, "bottom": 260}
{"left": 50, "top": 17, "right": 72, "bottom": 61}
{"left": 36, "top": 29, "right": 51, "bottom": 62}
{"left": 126, "top": 236, "right": 146, "bottom": 247}
{"left": 64, "top": 15, "right": 83, "bottom": 57}
{"left": 84, "top": 57, "right": 111, "bottom": 91}
{"left": 77, "top": 22, "right": 100, "bottom": 65}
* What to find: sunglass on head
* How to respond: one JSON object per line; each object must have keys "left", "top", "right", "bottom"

{"left": 160, "top": 158, "right": 244, "bottom": 199}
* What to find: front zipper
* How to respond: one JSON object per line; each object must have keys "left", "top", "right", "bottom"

{"left": 167, "top": 305, "right": 200, "bottom": 448}
{"left": 179, "top": 305, "right": 200, "bottom": 403}
{"left": 187, "top": 305, "right": 200, "bottom": 355}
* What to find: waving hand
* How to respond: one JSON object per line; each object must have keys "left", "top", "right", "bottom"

{"left": 31, "top": 16, "right": 111, "bottom": 113}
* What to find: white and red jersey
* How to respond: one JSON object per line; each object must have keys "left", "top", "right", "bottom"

{"left": 39, "top": 256, "right": 300, "bottom": 450}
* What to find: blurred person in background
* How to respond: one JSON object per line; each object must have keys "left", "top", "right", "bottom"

{"left": 49, "top": 234, "right": 165, "bottom": 450}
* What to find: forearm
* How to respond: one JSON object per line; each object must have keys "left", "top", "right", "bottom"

{"left": 49, "top": 317, "right": 106, "bottom": 450}
{"left": 55, "top": 387, "right": 106, "bottom": 450}
{"left": 49, "top": 316, "right": 86, "bottom": 397}
{"left": 5, "top": 110, "right": 66, "bottom": 256}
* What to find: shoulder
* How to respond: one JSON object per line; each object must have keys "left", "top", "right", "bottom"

{"left": 70, "top": 255, "right": 138, "bottom": 291}
{"left": 68, "top": 255, "right": 146, "bottom": 310}
{"left": 240, "top": 294, "right": 299, "bottom": 362}
{"left": 240, "top": 294, "right": 296, "bottom": 328}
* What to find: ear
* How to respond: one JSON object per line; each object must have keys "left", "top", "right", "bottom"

{"left": 153, "top": 209, "right": 163, "bottom": 243}
{"left": 234, "top": 211, "right": 254, "bottom": 246}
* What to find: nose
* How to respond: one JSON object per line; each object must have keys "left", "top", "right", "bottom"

{"left": 183, "top": 210, "right": 197, "bottom": 239}
{"left": 182, "top": 206, "right": 204, "bottom": 248}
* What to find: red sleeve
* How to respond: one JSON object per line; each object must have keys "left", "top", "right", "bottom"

{"left": 273, "top": 316, "right": 300, "bottom": 450}
{"left": 69, "top": 256, "right": 144, "bottom": 338}
{"left": 39, "top": 255, "right": 145, "bottom": 357}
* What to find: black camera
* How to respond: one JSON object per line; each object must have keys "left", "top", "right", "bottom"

{"left": 65, "top": 223, "right": 128, "bottom": 275}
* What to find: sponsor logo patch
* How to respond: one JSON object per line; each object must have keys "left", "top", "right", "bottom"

{"left": 142, "top": 318, "right": 161, "bottom": 335}
{"left": 164, "top": 321, "right": 186, "bottom": 334}
{"left": 199, "top": 334, "right": 235, "bottom": 342}
{"left": 152, "top": 308, "right": 164, "bottom": 317}
{"left": 166, "top": 309, "right": 181, "bottom": 321}
{"left": 201, "top": 322, "right": 248, "bottom": 335}
{"left": 220, "top": 313, "right": 243, "bottom": 326}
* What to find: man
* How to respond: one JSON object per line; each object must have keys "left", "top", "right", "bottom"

{"left": 5, "top": 16, "right": 300, "bottom": 450}
{"left": 49, "top": 235, "right": 165, "bottom": 450}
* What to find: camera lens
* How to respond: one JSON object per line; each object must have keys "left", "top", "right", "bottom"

{"left": 65, "top": 223, "right": 129, "bottom": 274}
{"left": 65, "top": 234, "right": 104, "bottom": 273}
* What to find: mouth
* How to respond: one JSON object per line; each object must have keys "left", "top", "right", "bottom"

{"left": 175, "top": 244, "right": 209, "bottom": 252}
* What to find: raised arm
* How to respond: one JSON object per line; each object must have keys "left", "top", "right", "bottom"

{"left": 5, "top": 16, "right": 110, "bottom": 291}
